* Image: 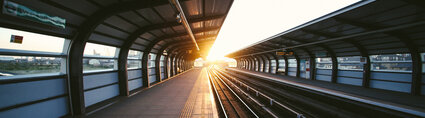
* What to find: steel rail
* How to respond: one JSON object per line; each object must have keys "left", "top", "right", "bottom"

{"left": 207, "top": 69, "right": 228, "bottom": 118}
{"left": 211, "top": 70, "right": 260, "bottom": 118}
{"left": 215, "top": 68, "right": 305, "bottom": 118}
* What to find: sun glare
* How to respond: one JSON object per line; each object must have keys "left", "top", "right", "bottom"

{"left": 206, "top": 0, "right": 360, "bottom": 61}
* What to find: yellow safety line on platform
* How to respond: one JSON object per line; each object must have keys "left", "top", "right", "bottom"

{"left": 179, "top": 68, "right": 217, "bottom": 118}
{"left": 179, "top": 69, "right": 203, "bottom": 118}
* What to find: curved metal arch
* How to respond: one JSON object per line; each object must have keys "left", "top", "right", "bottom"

{"left": 68, "top": 0, "right": 173, "bottom": 115}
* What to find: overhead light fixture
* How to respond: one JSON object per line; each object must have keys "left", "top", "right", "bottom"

{"left": 176, "top": 13, "right": 182, "bottom": 23}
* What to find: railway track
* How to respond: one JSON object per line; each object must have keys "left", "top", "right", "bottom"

{"left": 206, "top": 65, "right": 420, "bottom": 118}
{"left": 207, "top": 66, "right": 259, "bottom": 118}
{"left": 217, "top": 67, "right": 419, "bottom": 118}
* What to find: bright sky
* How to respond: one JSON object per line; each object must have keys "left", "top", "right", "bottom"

{"left": 207, "top": 0, "right": 361, "bottom": 61}
{"left": 0, "top": 27, "right": 116, "bottom": 57}
{"left": 0, "top": 27, "right": 65, "bottom": 53}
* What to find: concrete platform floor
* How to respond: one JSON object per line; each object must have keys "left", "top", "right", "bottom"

{"left": 87, "top": 68, "right": 218, "bottom": 118}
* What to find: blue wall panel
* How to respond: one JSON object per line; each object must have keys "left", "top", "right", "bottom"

{"left": 300, "top": 73, "right": 306, "bottom": 78}
{"left": 316, "top": 69, "right": 332, "bottom": 75}
{"left": 288, "top": 67, "right": 297, "bottom": 72}
{"left": 161, "top": 67, "right": 165, "bottom": 73}
{"left": 128, "top": 79, "right": 142, "bottom": 91}
{"left": 370, "top": 72, "right": 412, "bottom": 82}
{"left": 149, "top": 75, "right": 157, "bottom": 84}
{"left": 421, "top": 85, "right": 425, "bottom": 95}
{"left": 84, "top": 72, "right": 118, "bottom": 90}
{"left": 0, "top": 97, "right": 69, "bottom": 118}
{"left": 338, "top": 70, "right": 363, "bottom": 78}
{"left": 288, "top": 72, "right": 296, "bottom": 76}
{"left": 84, "top": 84, "right": 119, "bottom": 107}
{"left": 161, "top": 73, "right": 165, "bottom": 79}
{"left": 0, "top": 78, "right": 67, "bottom": 108}
{"left": 422, "top": 74, "right": 425, "bottom": 84}
{"left": 316, "top": 75, "right": 332, "bottom": 82}
{"left": 148, "top": 68, "right": 156, "bottom": 74}
{"left": 337, "top": 77, "right": 362, "bottom": 86}
{"left": 128, "top": 69, "right": 142, "bottom": 80}
{"left": 370, "top": 80, "right": 411, "bottom": 93}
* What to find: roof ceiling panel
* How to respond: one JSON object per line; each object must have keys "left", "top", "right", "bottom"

{"left": 94, "top": 24, "right": 129, "bottom": 39}
{"left": 306, "top": 19, "right": 340, "bottom": 31}
{"left": 130, "top": 44, "right": 146, "bottom": 51}
{"left": 191, "top": 22, "right": 203, "bottom": 29}
{"left": 150, "top": 29, "right": 165, "bottom": 37}
{"left": 137, "top": 8, "right": 164, "bottom": 24}
{"left": 212, "top": 0, "right": 232, "bottom": 15}
{"left": 338, "top": 0, "right": 406, "bottom": 20}
{"left": 161, "top": 28, "right": 176, "bottom": 35}
{"left": 172, "top": 25, "right": 186, "bottom": 33}
{"left": 90, "top": 0, "right": 119, "bottom": 7}
{"left": 50, "top": 0, "right": 99, "bottom": 16}
{"left": 154, "top": 5, "right": 176, "bottom": 22}
{"left": 140, "top": 33, "right": 156, "bottom": 41}
{"left": 182, "top": 0, "right": 202, "bottom": 17}
{"left": 119, "top": 11, "right": 150, "bottom": 27}
{"left": 134, "top": 38, "right": 150, "bottom": 45}
{"left": 104, "top": 16, "right": 138, "bottom": 33}
{"left": 88, "top": 33, "right": 123, "bottom": 46}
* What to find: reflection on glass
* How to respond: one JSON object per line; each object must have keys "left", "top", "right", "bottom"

{"left": 316, "top": 58, "right": 332, "bottom": 69}
{"left": 288, "top": 59, "right": 297, "bottom": 67}
{"left": 84, "top": 43, "right": 117, "bottom": 57}
{"left": 300, "top": 59, "right": 306, "bottom": 71}
{"left": 83, "top": 58, "right": 115, "bottom": 71}
{"left": 370, "top": 54, "right": 412, "bottom": 72}
{"left": 338, "top": 56, "right": 363, "bottom": 70}
{"left": 0, "top": 55, "right": 61, "bottom": 77}
{"left": 128, "top": 50, "right": 142, "bottom": 59}
{"left": 127, "top": 60, "right": 141, "bottom": 69}
{"left": 278, "top": 59, "right": 285, "bottom": 72}
{"left": 421, "top": 53, "right": 425, "bottom": 73}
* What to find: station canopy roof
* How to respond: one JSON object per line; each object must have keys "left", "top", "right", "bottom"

{"left": 0, "top": 0, "right": 233, "bottom": 58}
{"left": 226, "top": 0, "right": 425, "bottom": 59}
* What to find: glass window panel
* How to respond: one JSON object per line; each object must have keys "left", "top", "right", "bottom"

{"left": 160, "top": 55, "right": 165, "bottom": 60}
{"left": 300, "top": 59, "right": 306, "bottom": 71}
{"left": 0, "top": 27, "right": 66, "bottom": 53}
{"left": 0, "top": 55, "right": 61, "bottom": 77}
{"left": 128, "top": 50, "right": 142, "bottom": 59}
{"left": 288, "top": 59, "right": 297, "bottom": 67}
{"left": 278, "top": 59, "right": 285, "bottom": 72}
{"left": 148, "top": 53, "right": 156, "bottom": 68}
{"left": 83, "top": 58, "right": 115, "bottom": 71}
{"left": 84, "top": 43, "right": 117, "bottom": 57}
{"left": 316, "top": 58, "right": 332, "bottom": 69}
{"left": 421, "top": 53, "right": 425, "bottom": 73}
{"left": 370, "top": 54, "right": 412, "bottom": 72}
{"left": 337, "top": 56, "right": 363, "bottom": 70}
{"left": 149, "top": 53, "right": 156, "bottom": 60}
{"left": 127, "top": 60, "right": 141, "bottom": 69}
{"left": 271, "top": 60, "right": 276, "bottom": 66}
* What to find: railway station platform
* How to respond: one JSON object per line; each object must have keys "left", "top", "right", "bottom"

{"left": 2, "top": 0, "right": 425, "bottom": 117}
{"left": 86, "top": 68, "right": 218, "bottom": 118}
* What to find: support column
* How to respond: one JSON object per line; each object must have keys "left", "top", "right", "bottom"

{"left": 155, "top": 54, "right": 162, "bottom": 82}
{"left": 284, "top": 56, "right": 289, "bottom": 76}
{"left": 295, "top": 55, "right": 300, "bottom": 77}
